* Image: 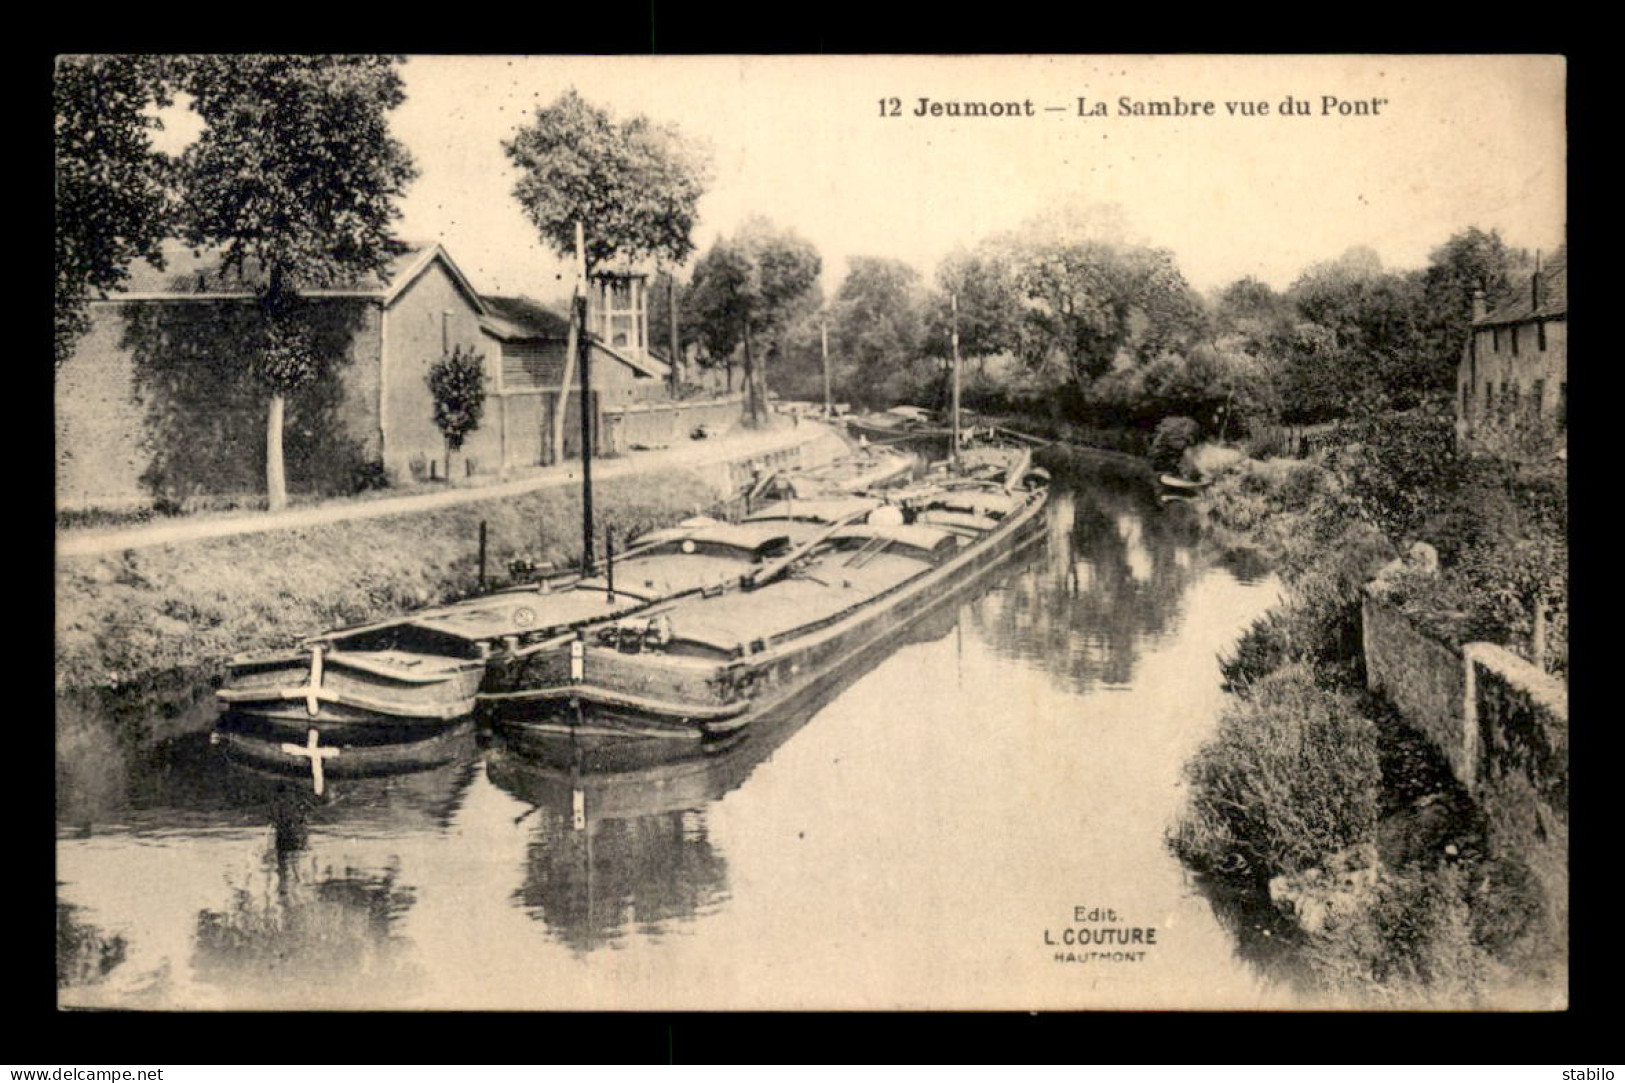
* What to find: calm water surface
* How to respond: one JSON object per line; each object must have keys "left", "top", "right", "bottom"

{"left": 57, "top": 471, "right": 1292, "bottom": 1009}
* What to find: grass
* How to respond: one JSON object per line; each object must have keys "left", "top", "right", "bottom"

{"left": 54, "top": 468, "right": 718, "bottom": 692}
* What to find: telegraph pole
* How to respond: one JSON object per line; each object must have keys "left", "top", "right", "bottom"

{"left": 579, "top": 288, "right": 594, "bottom": 570}
{"left": 821, "top": 316, "right": 832, "bottom": 420}
{"left": 570, "top": 221, "right": 593, "bottom": 570}
{"left": 950, "top": 291, "right": 962, "bottom": 467}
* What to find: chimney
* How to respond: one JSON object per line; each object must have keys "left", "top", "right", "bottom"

{"left": 1531, "top": 250, "right": 1544, "bottom": 311}
{"left": 1471, "top": 288, "right": 1486, "bottom": 322}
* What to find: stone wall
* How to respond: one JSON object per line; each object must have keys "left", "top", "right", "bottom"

{"left": 57, "top": 299, "right": 383, "bottom": 510}
{"left": 602, "top": 395, "right": 747, "bottom": 454}
{"left": 1363, "top": 595, "right": 1570, "bottom": 942}
{"left": 1362, "top": 591, "right": 1472, "bottom": 784}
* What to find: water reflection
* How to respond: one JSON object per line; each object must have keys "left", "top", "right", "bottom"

{"left": 191, "top": 847, "right": 423, "bottom": 1008}
{"left": 57, "top": 896, "right": 128, "bottom": 989}
{"left": 975, "top": 473, "right": 1205, "bottom": 693}
{"left": 487, "top": 596, "right": 966, "bottom": 951}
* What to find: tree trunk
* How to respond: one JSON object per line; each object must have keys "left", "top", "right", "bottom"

{"left": 266, "top": 393, "right": 288, "bottom": 512}
{"left": 1531, "top": 595, "right": 1547, "bottom": 672}
{"left": 444, "top": 442, "right": 453, "bottom": 484}
{"left": 743, "top": 322, "right": 759, "bottom": 427}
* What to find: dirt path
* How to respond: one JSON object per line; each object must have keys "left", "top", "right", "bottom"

{"left": 58, "top": 422, "right": 842, "bottom": 559}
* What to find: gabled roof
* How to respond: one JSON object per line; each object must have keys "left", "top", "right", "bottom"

{"left": 478, "top": 295, "right": 572, "bottom": 341}
{"left": 106, "top": 240, "right": 488, "bottom": 314}
{"left": 1476, "top": 250, "right": 1567, "bottom": 326}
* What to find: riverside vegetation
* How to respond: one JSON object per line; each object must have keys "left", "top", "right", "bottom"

{"left": 1168, "top": 400, "right": 1567, "bottom": 1007}
{"left": 54, "top": 470, "right": 719, "bottom": 694}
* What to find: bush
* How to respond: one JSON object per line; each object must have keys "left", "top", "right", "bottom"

{"left": 1171, "top": 664, "right": 1382, "bottom": 881}
{"left": 1300, "top": 864, "right": 1500, "bottom": 1007}
{"left": 350, "top": 459, "right": 390, "bottom": 493}
{"left": 1149, "top": 415, "right": 1199, "bottom": 473}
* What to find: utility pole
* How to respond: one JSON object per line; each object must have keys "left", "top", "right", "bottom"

{"left": 668, "top": 269, "right": 681, "bottom": 399}
{"left": 950, "top": 291, "right": 962, "bottom": 467}
{"left": 821, "top": 315, "right": 832, "bottom": 420}
{"left": 553, "top": 222, "right": 588, "bottom": 466}
{"left": 578, "top": 277, "right": 594, "bottom": 571}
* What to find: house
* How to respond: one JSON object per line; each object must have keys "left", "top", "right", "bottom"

{"left": 1457, "top": 249, "right": 1567, "bottom": 454}
{"left": 55, "top": 242, "right": 672, "bottom": 510}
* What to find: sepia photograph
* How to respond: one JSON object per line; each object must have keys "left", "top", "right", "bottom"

{"left": 53, "top": 53, "right": 1567, "bottom": 1012}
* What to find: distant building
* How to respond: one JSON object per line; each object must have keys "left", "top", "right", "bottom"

{"left": 56, "top": 242, "right": 671, "bottom": 510}
{"left": 1456, "top": 249, "right": 1567, "bottom": 454}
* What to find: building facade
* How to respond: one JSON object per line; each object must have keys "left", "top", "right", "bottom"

{"left": 56, "top": 243, "right": 671, "bottom": 510}
{"left": 1456, "top": 250, "right": 1567, "bottom": 454}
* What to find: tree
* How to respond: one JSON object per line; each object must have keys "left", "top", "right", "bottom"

{"left": 427, "top": 345, "right": 487, "bottom": 480}
{"left": 1012, "top": 239, "right": 1204, "bottom": 397}
{"left": 1416, "top": 227, "right": 1534, "bottom": 388}
{"left": 504, "top": 89, "right": 709, "bottom": 275}
{"left": 175, "top": 55, "right": 418, "bottom": 511}
{"left": 54, "top": 55, "right": 176, "bottom": 366}
{"left": 922, "top": 245, "right": 1021, "bottom": 367}
{"left": 686, "top": 219, "right": 822, "bottom": 425}
{"left": 832, "top": 257, "right": 926, "bottom": 407}
{"left": 1283, "top": 247, "right": 1431, "bottom": 412}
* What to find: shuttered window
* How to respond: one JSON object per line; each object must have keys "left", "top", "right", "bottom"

{"left": 501, "top": 341, "right": 567, "bottom": 390}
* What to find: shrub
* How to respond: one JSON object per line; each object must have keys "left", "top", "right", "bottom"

{"left": 1300, "top": 864, "right": 1499, "bottom": 1007}
{"left": 1171, "top": 663, "right": 1382, "bottom": 881}
{"left": 1149, "top": 415, "right": 1199, "bottom": 473}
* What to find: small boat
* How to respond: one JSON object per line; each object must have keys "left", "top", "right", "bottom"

{"left": 488, "top": 448, "right": 1048, "bottom": 749}
{"left": 1159, "top": 473, "right": 1214, "bottom": 494}
{"left": 844, "top": 405, "right": 953, "bottom": 444}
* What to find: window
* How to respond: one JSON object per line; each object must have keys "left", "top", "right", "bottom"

{"left": 1531, "top": 378, "right": 1545, "bottom": 419}
{"left": 1538, "top": 320, "right": 1547, "bottom": 351}
{"left": 1500, "top": 382, "right": 1510, "bottom": 419}
{"left": 1485, "top": 381, "right": 1495, "bottom": 417}
{"left": 1493, "top": 328, "right": 1501, "bottom": 352}
{"left": 1510, "top": 324, "right": 1520, "bottom": 357}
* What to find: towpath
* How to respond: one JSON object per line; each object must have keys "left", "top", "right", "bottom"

{"left": 59, "top": 420, "right": 844, "bottom": 559}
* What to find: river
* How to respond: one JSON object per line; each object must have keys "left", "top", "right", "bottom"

{"left": 56, "top": 466, "right": 1295, "bottom": 1010}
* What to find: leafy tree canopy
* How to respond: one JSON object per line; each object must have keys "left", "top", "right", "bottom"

{"left": 1013, "top": 239, "right": 1205, "bottom": 393}
{"left": 686, "top": 217, "right": 821, "bottom": 422}
{"left": 54, "top": 55, "right": 178, "bottom": 365}
{"left": 176, "top": 54, "right": 418, "bottom": 309}
{"left": 923, "top": 245, "right": 1022, "bottom": 361}
{"left": 833, "top": 256, "right": 925, "bottom": 399}
{"left": 504, "top": 88, "right": 711, "bottom": 274}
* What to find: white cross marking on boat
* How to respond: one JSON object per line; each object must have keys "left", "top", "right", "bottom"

{"left": 570, "top": 638, "right": 584, "bottom": 681}
{"left": 572, "top": 787, "right": 586, "bottom": 831}
{"left": 306, "top": 646, "right": 324, "bottom": 716}
{"left": 281, "top": 727, "right": 339, "bottom": 796}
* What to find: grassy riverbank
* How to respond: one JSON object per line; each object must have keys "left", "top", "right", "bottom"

{"left": 55, "top": 469, "right": 718, "bottom": 693}
{"left": 1170, "top": 450, "right": 1566, "bottom": 1007}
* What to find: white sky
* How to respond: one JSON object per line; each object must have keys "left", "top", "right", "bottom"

{"left": 155, "top": 55, "right": 1567, "bottom": 305}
